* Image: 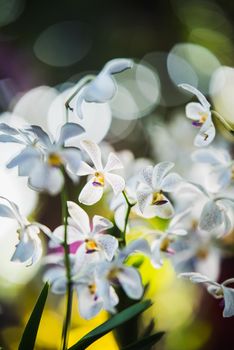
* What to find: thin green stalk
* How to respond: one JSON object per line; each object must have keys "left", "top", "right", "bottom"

{"left": 212, "top": 110, "right": 234, "bottom": 135}
{"left": 65, "top": 75, "right": 95, "bottom": 122}
{"left": 120, "top": 191, "right": 136, "bottom": 248}
{"left": 60, "top": 184, "right": 73, "bottom": 350}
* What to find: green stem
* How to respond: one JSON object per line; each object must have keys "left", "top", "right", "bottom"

{"left": 120, "top": 191, "right": 136, "bottom": 248}
{"left": 60, "top": 185, "right": 73, "bottom": 350}
{"left": 212, "top": 110, "right": 234, "bottom": 135}
{"left": 65, "top": 75, "right": 95, "bottom": 122}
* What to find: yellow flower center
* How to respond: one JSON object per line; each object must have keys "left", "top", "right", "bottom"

{"left": 152, "top": 192, "right": 167, "bottom": 206}
{"left": 231, "top": 165, "right": 234, "bottom": 180}
{"left": 107, "top": 267, "right": 122, "bottom": 281}
{"left": 88, "top": 283, "right": 97, "bottom": 295}
{"left": 196, "top": 247, "right": 209, "bottom": 260}
{"left": 160, "top": 237, "right": 171, "bottom": 252}
{"left": 47, "top": 153, "right": 63, "bottom": 167}
{"left": 199, "top": 112, "right": 208, "bottom": 124}
{"left": 85, "top": 239, "right": 98, "bottom": 253}
{"left": 92, "top": 172, "right": 105, "bottom": 187}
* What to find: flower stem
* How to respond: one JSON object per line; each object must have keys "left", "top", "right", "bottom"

{"left": 120, "top": 191, "right": 136, "bottom": 248}
{"left": 223, "top": 278, "right": 234, "bottom": 286}
{"left": 212, "top": 110, "right": 234, "bottom": 135}
{"left": 60, "top": 184, "right": 73, "bottom": 350}
{"left": 65, "top": 75, "right": 95, "bottom": 122}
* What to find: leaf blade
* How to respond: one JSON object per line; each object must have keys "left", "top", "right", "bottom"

{"left": 68, "top": 299, "right": 152, "bottom": 350}
{"left": 121, "top": 331, "right": 165, "bottom": 350}
{"left": 18, "top": 282, "right": 49, "bottom": 350}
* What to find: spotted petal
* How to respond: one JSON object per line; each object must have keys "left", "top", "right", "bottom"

{"left": 139, "top": 166, "right": 153, "bottom": 188}
{"left": 199, "top": 200, "right": 223, "bottom": 231}
{"left": 96, "top": 234, "right": 118, "bottom": 260}
{"left": 152, "top": 162, "right": 174, "bottom": 189}
{"left": 92, "top": 215, "right": 113, "bottom": 233}
{"left": 136, "top": 188, "right": 152, "bottom": 214}
{"left": 161, "top": 172, "right": 182, "bottom": 192}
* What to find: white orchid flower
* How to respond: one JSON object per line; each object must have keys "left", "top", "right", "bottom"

{"left": 96, "top": 239, "right": 150, "bottom": 301}
{"left": 180, "top": 272, "right": 234, "bottom": 318}
{"left": 77, "top": 140, "right": 125, "bottom": 205}
{"left": 177, "top": 182, "right": 234, "bottom": 237}
{"left": 192, "top": 148, "right": 234, "bottom": 192}
{"left": 44, "top": 254, "right": 118, "bottom": 319}
{"left": 199, "top": 198, "right": 233, "bottom": 235}
{"left": 136, "top": 162, "right": 182, "bottom": 219}
{"left": 75, "top": 58, "right": 133, "bottom": 119}
{"left": 149, "top": 210, "right": 189, "bottom": 268}
{"left": 0, "top": 122, "right": 85, "bottom": 195}
{"left": 179, "top": 84, "right": 215, "bottom": 147}
{"left": 0, "top": 196, "right": 50, "bottom": 266}
{"left": 52, "top": 201, "right": 118, "bottom": 264}
{"left": 173, "top": 231, "right": 221, "bottom": 281}
{"left": 109, "top": 151, "right": 152, "bottom": 231}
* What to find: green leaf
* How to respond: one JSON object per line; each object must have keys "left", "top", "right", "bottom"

{"left": 121, "top": 331, "right": 165, "bottom": 350}
{"left": 68, "top": 299, "right": 152, "bottom": 350}
{"left": 18, "top": 282, "right": 49, "bottom": 350}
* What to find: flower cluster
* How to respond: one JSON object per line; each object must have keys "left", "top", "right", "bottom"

{"left": 0, "top": 59, "right": 234, "bottom": 333}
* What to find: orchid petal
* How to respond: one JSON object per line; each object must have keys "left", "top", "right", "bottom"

{"left": 92, "top": 215, "right": 113, "bottom": 233}
{"left": 27, "top": 125, "right": 52, "bottom": 147}
{"left": 76, "top": 160, "right": 95, "bottom": 176}
{"left": 161, "top": 172, "right": 182, "bottom": 192}
{"left": 194, "top": 122, "right": 215, "bottom": 147}
{"left": 199, "top": 200, "right": 223, "bottom": 231}
{"left": 80, "top": 139, "right": 103, "bottom": 170}
{"left": 179, "top": 84, "right": 210, "bottom": 110}
{"left": 102, "top": 58, "right": 134, "bottom": 75}
{"left": 152, "top": 162, "right": 174, "bottom": 189}
{"left": 185, "top": 102, "right": 207, "bottom": 121}
{"left": 76, "top": 284, "right": 103, "bottom": 319}
{"left": 139, "top": 166, "right": 153, "bottom": 188}
{"left": 29, "top": 161, "right": 64, "bottom": 195}
{"left": 118, "top": 266, "right": 143, "bottom": 299}
{"left": 60, "top": 147, "right": 81, "bottom": 174}
{"left": 104, "top": 153, "right": 123, "bottom": 172}
{"left": 67, "top": 201, "right": 90, "bottom": 234}
{"left": 96, "top": 234, "right": 118, "bottom": 260}
{"left": 78, "top": 178, "right": 104, "bottom": 205}
{"left": 223, "top": 287, "right": 234, "bottom": 317}
{"left": 57, "top": 123, "right": 84, "bottom": 145}
{"left": 105, "top": 172, "right": 125, "bottom": 195}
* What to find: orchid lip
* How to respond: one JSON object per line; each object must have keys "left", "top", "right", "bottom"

{"left": 86, "top": 249, "right": 97, "bottom": 254}
{"left": 92, "top": 181, "right": 103, "bottom": 187}
{"left": 154, "top": 200, "right": 168, "bottom": 206}
{"left": 192, "top": 121, "right": 203, "bottom": 127}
